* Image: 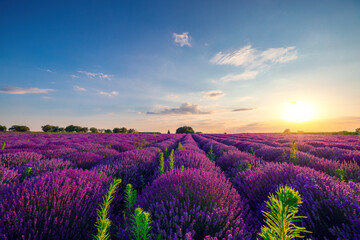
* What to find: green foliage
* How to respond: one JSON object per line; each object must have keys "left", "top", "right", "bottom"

{"left": 258, "top": 185, "right": 310, "bottom": 240}
{"left": 128, "top": 128, "right": 137, "bottom": 134}
{"left": 250, "top": 147, "right": 255, "bottom": 155}
{"left": 206, "top": 145, "right": 216, "bottom": 162}
{"left": 158, "top": 152, "right": 164, "bottom": 175}
{"left": 335, "top": 168, "right": 345, "bottom": 181}
{"left": 281, "top": 149, "right": 288, "bottom": 162}
{"left": 163, "top": 148, "right": 169, "bottom": 158}
{"left": 131, "top": 207, "right": 151, "bottom": 240}
{"left": 290, "top": 141, "right": 299, "bottom": 164}
{"left": 238, "top": 164, "right": 252, "bottom": 171}
{"left": 177, "top": 142, "right": 184, "bottom": 151}
{"left": 9, "top": 125, "right": 30, "bottom": 132}
{"left": 153, "top": 133, "right": 157, "bottom": 137}
{"left": 90, "top": 127, "right": 99, "bottom": 133}
{"left": 125, "top": 184, "right": 138, "bottom": 214}
{"left": 175, "top": 126, "right": 195, "bottom": 134}
{"left": 93, "top": 178, "right": 122, "bottom": 240}
{"left": 168, "top": 149, "right": 175, "bottom": 171}
{"left": 105, "top": 129, "right": 112, "bottom": 133}
{"left": 1, "top": 142, "right": 5, "bottom": 150}
{"left": 41, "top": 124, "right": 62, "bottom": 132}
{"left": 181, "top": 165, "right": 184, "bottom": 171}
{"left": 0, "top": 125, "right": 7, "bottom": 132}
{"left": 25, "top": 167, "right": 33, "bottom": 177}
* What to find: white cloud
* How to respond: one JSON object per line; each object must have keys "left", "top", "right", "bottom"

{"left": 212, "top": 45, "right": 297, "bottom": 81}
{"left": 211, "top": 45, "right": 297, "bottom": 68}
{"left": 147, "top": 102, "right": 212, "bottom": 115}
{"left": 0, "top": 86, "right": 55, "bottom": 94}
{"left": 73, "top": 86, "right": 87, "bottom": 91}
{"left": 173, "top": 32, "right": 192, "bottom": 47}
{"left": 97, "top": 90, "right": 119, "bottom": 97}
{"left": 71, "top": 74, "right": 80, "bottom": 78}
{"left": 220, "top": 70, "right": 259, "bottom": 82}
{"left": 78, "top": 70, "right": 113, "bottom": 80}
{"left": 45, "top": 69, "right": 53, "bottom": 73}
{"left": 202, "top": 90, "right": 225, "bottom": 99}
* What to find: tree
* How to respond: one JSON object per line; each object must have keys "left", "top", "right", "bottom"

{"left": 119, "top": 127, "right": 128, "bottom": 133}
{"left": 41, "top": 125, "right": 61, "bottom": 132}
{"left": 167, "top": 130, "right": 170, "bottom": 134}
{"left": 105, "top": 129, "right": 112, "bottom": 133}
{"left": 65, "top": 125, "right": 82, "bottom": 133}
{"left": 90, "top": 127, "right": 99, "bottom": 133}
{"left": 283, "top": 129, "right": 291, "bottom": 134}
{"left": 113, "top": 128, "right": 121, "bottom": 133}
{"left": 80, "top": 127, "right": 88, "bottom": 133}
{"left": 356, "top": 128, "right": 360, "bottom": 134}
{"left": 176, "top": 126, "right": 195, "bottom": 134}
{"left": 9, "top": 125, "right": 30, "bottom": 132}
{"left": 128, "top": 128, "right": 137, "bottom": 134}
{"left": 0, "top": 125, "right": 6, "bottom": 132}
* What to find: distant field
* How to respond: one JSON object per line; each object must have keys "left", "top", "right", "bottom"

{"left": 0, "top": 132, "right": 359, "bottom": 239}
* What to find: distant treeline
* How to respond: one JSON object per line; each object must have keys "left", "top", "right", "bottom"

{"left": 0, "top": 124, "right": 138, "bottom": 133}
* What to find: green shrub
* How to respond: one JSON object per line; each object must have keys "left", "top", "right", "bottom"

{"left": 168, "top": 149, "right": 175, "bottom": 171}
{"left": 259, "top": 185, "right": 310, "bottom": 240}
{"left": 125, "top": 184, "right": 137, "bottom": 215}
{"left": 131, "top": 207, "right": 151, "bottom": 240}
{"left": 93, "top": 179, "right": 122, "bottom": 240}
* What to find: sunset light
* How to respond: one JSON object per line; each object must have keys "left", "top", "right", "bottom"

{"left": 282, "top": 101, "right": 317, "bottom": 123}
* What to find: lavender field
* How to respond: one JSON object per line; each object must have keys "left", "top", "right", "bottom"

{"left": 0, "top": 132, "right": 359, "bottom": 240}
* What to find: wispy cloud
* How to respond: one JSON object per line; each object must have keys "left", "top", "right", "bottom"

{"left": 78, "top": 70, "right": 113, "bottom": 80}
{"left": 45, "top": 69, "right": 53, "bottom": 73}
{"left": 73, "top": 86, "right": 87, "bottom": 91}
{"left": 173, "top": 32, "right": 192, "bottom": 47}
{"left": 211, "top": 45, "right": 297, "bottom": 81}
{"left": 71, "top": 74, "right": 80, "bottom": 78}
{"left": 97, "top": 90, "right": 119, "bottom": 97}
{"left": 147, "top": 102, "right": 212, "bottom": 115}
{"left": 232, "top": 107, "right": 256, "bottom": 112}
{"left": 211, "top": 45, "right": 297, "bottom": 68}
{"left": 220, "top": 71, "right": 259, "bottom": 82}
{"left": 202, "top": 90, "right": 225, "bottom": 99}
{"left": 0, "top": 86, "right": 54, "bottom": 94}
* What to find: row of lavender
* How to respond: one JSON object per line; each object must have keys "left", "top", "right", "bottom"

{"left": 192, "top": 134, "right": 360, "bottom": 239}
{"left": 0, "top": 133, "right": 182, "bottom": 239}
{"left": 0, "top": 133, "right": 251, "bottom": 239}
{"left": 1, "top": 133, "right": 360, "bottom": 239}
{"left": 205, "top": 134, "right": 360, "bottom": 182}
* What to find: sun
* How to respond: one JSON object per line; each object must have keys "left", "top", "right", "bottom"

{"left": 282, "top": 101, "right": 317, "bottom": 123}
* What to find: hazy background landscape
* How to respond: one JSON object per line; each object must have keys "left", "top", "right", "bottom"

{"left": 0, "top": 0, "right": 359, "bottom": 133}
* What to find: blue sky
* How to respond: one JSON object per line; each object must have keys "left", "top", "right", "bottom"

{"left": 1, "top": 0, "right": 360, "bottom": 133}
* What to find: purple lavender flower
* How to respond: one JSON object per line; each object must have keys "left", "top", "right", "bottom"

{"left": 0, "top": 167, "right": 20, "bottom": 185}
{"left": 64, "top": 151, "right": 103, "bottom": 169}
{"left": 0, "top": 151, "right": 43, "bottom": 167}
{"left": 138, "top": 168, "right": 252, "bottom": 239}
{"left": 0, "top": 169, "right": 113, "bottom": 240}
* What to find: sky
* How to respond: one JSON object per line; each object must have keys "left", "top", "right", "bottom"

{"left": 0, "top": 0, "right": 360, "bottom": 133}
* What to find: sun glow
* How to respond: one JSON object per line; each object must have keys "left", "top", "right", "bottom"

{"left": 282, "top": 101, "right": 317, "bottom": 123}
